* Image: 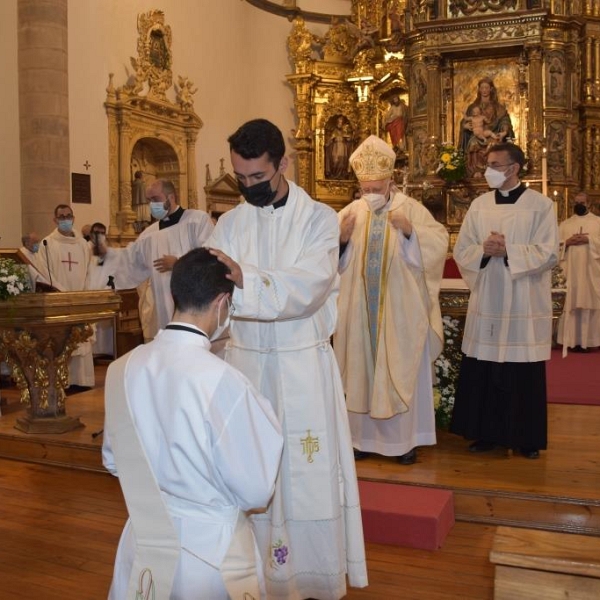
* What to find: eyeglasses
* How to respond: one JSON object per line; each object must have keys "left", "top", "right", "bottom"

{"left": 486, "top": 162, "right": 515, "bottom": 170}
{"left": 55, "top": 214, "right": 74, "bottom": 221}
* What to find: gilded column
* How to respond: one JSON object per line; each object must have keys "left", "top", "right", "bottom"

{"left": 424, "top": 53, "right": 442, "bottom": 141}
{"left": 526, "top": 45, "right": 545, "bottom": 179}
{"left": 117, "top": 119, "right": 136, "bottom": 236}
{"left": 18, "top": 0, "right": 70, "bottom": 235}
{"left": 187, "top": 131, "right": 198, "bottom": 209}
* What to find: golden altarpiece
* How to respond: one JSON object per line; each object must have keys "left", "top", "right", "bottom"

{"left": 286, "top": 0, "right": 600, "bottom": 247}
{"left": 104, "top": 10, "right": 203, "bottom": 246}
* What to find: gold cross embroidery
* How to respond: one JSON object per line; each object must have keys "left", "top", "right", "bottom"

{"left": 301, "top": 429, "right": 320, "bottom": 463}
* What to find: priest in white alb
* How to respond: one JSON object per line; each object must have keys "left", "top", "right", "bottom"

{"left": 99, "top": 179, "right": 213, "bottom": 340}
{"left": 103, "top": 248, "right": 283, "bottom": 599}
{"left": 335, "top": 135, "right": 448, "bottom": 465}
{"left": 450, "top": 143, "right": 559, "bottom": 459}
{"left": 206, "top": 119, "right": 367, "bottom": 600}
{"left": 41, "top": 205, "right": 95, "bottom": 387}
{"left": 557, "top": 190, "right": 600, "bottom": 354}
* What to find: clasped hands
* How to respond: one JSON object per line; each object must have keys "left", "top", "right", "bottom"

{"left": 565, "top": 233, "right": 589, "bottom": 247}
{"left": 482, "top": 231, "right": 507, "bottom": 258}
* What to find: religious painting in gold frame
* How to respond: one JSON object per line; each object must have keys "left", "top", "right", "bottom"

{"left": 448, "top": 57, "right": 524, "bottom": 152}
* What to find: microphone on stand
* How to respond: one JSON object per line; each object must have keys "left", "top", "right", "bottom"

{"left": 42, "top": 239, "right": 53, "bottom": 289}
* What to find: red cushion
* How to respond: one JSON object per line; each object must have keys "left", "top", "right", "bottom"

{"left": 359, "top": 480, "right": 455, "bottom": 550}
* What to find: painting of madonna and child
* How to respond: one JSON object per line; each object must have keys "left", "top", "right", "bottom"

{"left": 452, "top": 60, "right": 522, "bottom": 179}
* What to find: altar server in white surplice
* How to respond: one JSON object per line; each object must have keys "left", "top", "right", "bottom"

{"left": 99, "top": 179, "right": 213, "bottom": 340}
{"left": 85, "top": 222, "right": 115, "bottom": 357}
{"left": 41, "top": 205, "right": 95, "bottom": 387}
{"left": 102, "top": 248, "right": 283, "bottom": 600}
{"left": 557, "top": 190, "right": 600, "bottom": 354}
{"left": 335, "top": 135, "right": 448, "bottom": 465}
{"left": 450, "top": 143, "right": 559, "bottom": 460}
{"left": 206, "top": 119, "right": 367, "bottom": 600}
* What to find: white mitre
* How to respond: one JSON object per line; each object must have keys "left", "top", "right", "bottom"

{"left": 349, "top": 135, "right": 396, "bottom": 182}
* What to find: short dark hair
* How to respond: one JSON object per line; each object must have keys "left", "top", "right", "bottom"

{"left": 91, "top": 222, "right": 106, "bottom": 233}
{"left": 54, "top": 204, "right": 72, "bottom": 217}
{"left": 228, "top": 118, "right": 285, "bottom": 166}
{"left": 171, "top": 248, "right": 233, "bottom": 313}
{"left": 488, "top": 142, "right": 526, "bottom": 168}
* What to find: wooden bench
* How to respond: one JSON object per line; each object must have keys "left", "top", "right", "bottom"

{"left": 490, "top": 526, "right": 600, "bottom": 599}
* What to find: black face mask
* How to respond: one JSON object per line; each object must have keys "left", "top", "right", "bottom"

{"left": 238, "top": 170, "right": 280, "bottom": 207}
{"left": 574, "top": 204, "right": 588, "bottom": 216}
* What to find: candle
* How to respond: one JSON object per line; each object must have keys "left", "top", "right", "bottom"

{"left": 553, "top": 190, "right": 558, "bottom": 219}
{"left": 542, "top": 148, "right": 548, "bottom": 197}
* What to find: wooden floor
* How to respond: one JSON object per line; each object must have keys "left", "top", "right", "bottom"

{"left": 0, "top": 458, "right": 496, "bottom": 600}
{"left": 0, "top": 365, "right": 599, "bottom": 598}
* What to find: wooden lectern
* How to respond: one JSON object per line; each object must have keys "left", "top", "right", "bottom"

{"left": 0, "top": 290, "right": 120, "bottom": 433}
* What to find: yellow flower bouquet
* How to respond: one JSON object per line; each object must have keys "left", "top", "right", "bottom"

{"left": 436, "top": 142, "right": 466, "bottom": 183}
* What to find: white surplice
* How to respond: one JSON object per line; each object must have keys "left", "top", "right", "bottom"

{"left": 453, "top": 188, "right": 559, "bottom": 362}
{"left": 41, "top": 228, "right": 95, "bottom": 386}
{"left": 102, "top": 325, "right": 283, "bottom": 600}
{"left": 335, "top": 192, "right": 448, "bottom": 456}
{"left": 104, "top": 209, "right": 213, "bottom": 339}
{"left": 86, "top": 252, "right": 115, "bottom": 356}
{"left": 557, "top": 212, "right": 600, "bottom": 353}
{"left": 206, "top": 181, "right": 368, "bottom": 600}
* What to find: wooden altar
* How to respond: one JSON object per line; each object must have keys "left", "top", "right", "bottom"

{"left": 0, "top": 291, "right": 120, "bottom": 434}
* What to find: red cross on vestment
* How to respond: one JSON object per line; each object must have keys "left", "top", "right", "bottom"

{"left": 61, "top": 252, "right": 79, "bottom": 272}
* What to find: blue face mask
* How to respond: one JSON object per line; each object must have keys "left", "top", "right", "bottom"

{"left": 31, "top": 243, "right": 39, "bottom": 253}
{"left": 57, "top": 219, "right": 74, "bottom": 233}
{"left": 150, "top": 201, "right": 168, "bottom": 220}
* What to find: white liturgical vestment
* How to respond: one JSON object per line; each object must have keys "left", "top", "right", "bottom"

{"left": 557, "top": 211, "right": 600, "bottom": 353}
{"left": 453, "top": 188, "right": 559, "bottom": 362}
{"left": 335, "top": 191, "right": 448, "bottom": 457}
{"left": 206, "top": 181, "right": 368, "bottom": 600}
{"left": 102, "top": 325, "right": 283, "bottom": 599}
{"left": 105, "top": 209, "right": 213, "bottom": 339}
{"left": 41, "top": 228, "right": 95, "bottom": 386}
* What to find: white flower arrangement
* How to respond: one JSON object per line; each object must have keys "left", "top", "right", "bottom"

{"left": 433, "top": 315, "right": 462, "bottom": 429}
{"left": 0, "top": 258, "right": 31, "bottom": 301}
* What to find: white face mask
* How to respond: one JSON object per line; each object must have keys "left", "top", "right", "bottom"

{"left": 210, "top": 296, "right": 234, "bottom": 342}
{"left": 150, "top": 201, "right": 168, "bottom": 220}
{"left": 363, "top": 193, "right": 388, "bottom": 212}
{"left": 484, "top": 167, "right": 508, "bottom": 189}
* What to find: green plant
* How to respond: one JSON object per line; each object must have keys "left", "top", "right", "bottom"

{"left": 436, "top": 142, "right": 466, "bottom": 183}
{"left": 434, "top": 315, "right": 462, "bottom": 429}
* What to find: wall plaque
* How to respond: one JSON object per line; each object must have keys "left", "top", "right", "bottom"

{"left": 71, "top": 173, "right": 91, "bottom": 204}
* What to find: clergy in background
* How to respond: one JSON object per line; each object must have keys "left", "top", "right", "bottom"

{"left": 19, "top": 231, "right": 64, "bottom": 291}
{"left": 450, "top": 143, "right": 559, "bottom": 459}
{"left": 557, "top": 190, "right": 600, "bottom": 354}
{"left": 86, "top": 222, "right": 115, "bottom": 357}
{"left": 206, "top": 118, "right": 368, "bottom": 600}
{"left": 41, "top": 205, "right": 95, "bottom": 387}
{"left": 102, "top": 248, "right": 283, "bottom": 599}
{"left": 99, "top": 179, "right": 213, "bottom": 340}
{"left": 335, "top": 135, "right": 448, "bottom": 465}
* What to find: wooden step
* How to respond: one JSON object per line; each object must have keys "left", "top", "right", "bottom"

{"left": 490, "top": 526, "right": 600, "bottom": 599}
